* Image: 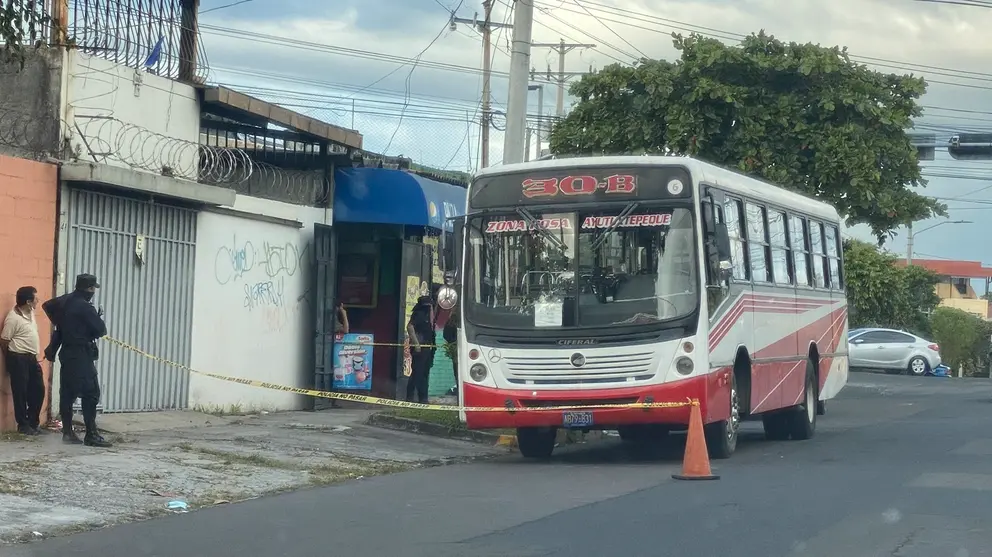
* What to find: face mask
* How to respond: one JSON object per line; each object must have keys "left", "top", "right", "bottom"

{"left": 82, "top": 291, "right": 95, "bottom": 302}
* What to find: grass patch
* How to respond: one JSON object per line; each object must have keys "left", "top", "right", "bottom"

{"left": 386, "top": 408, "right": 464, "bottom": 428}
{"left": 0, "top": 432, "right": 36, "bottom": 443}
{"left": 381, "top": 408, "right": 515, "bottom": 436}
{"left": 176, "top": 444, "right": 293, "bottom": 470}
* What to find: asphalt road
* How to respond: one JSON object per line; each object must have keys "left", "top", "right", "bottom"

{"left": 14, "top": 373, "right": 992, "bottom": 557}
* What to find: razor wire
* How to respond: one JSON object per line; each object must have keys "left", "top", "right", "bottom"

{"left": 0, "top": 107, "right": 322, "bottom": 203}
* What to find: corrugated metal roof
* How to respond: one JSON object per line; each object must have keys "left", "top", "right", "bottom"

{"left": 897, "top": 258, "right": 992, "bottom": 278}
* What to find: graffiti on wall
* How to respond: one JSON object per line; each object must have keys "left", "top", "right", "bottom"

{"left": 212, "top": 234, "right": 311, "bottom": 333}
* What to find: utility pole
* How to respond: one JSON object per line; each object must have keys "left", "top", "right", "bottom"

{"left": 906, "top": 223, "right": 913, "bottom": 265}
{"left": 451, "top": 1, "right": 511, "bottom": 168}
{"left": 532, "top": 39, "right": 595, "bottom": 116}
{"left": 503, "top": 0, "right": 535, "bottom": 164}
{"left": 528, "top": 83, "right": 544, "bottom": 157}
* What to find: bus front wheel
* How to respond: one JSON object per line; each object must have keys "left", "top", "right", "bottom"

{"left": 704, "top": 371, "right": 740, "bottom": 460}
{"left": 516, "top": 427, "right": 556, "bottom": 459}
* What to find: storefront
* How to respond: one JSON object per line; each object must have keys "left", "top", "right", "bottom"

{"left": 331, "top": 167, "right": 466, "bottom": 400}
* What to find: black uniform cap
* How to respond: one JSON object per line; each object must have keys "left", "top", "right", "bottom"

{"left": 74, "top": 274, "right": 100, "bottom": 290}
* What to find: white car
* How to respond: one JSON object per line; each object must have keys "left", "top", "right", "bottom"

{"left": 848, "top": 328, "right": 942, "bottom": 376}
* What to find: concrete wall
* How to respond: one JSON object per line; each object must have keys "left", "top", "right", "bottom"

{"left": 0, "top": 155, "right": 58, "bottom": 431}
{"left": 189, "top": 195, "right": 331, "bottom": 413}
{"left": 64, "top": 52, "right": 200, "bottom": 180}
{"left": 0, "top": 49, "right": 64, "bottom": 159}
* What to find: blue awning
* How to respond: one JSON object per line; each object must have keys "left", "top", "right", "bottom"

{"left": 333, "top": 168, "right": 466, "bottom": 231}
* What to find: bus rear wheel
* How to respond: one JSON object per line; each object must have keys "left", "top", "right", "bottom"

{"left": 516, "top": 427, "right": 556, "bottom": 459}
{"left": 762, "top": 359, "right": 817, "bottom": 441}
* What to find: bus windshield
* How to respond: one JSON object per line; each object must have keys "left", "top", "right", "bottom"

{"left": 464, "top": 207, "right": 698, "bottom": 330}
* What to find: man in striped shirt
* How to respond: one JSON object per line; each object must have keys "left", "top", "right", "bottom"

{"left": 1, "top": 287, "right": 44, "bottom": 436}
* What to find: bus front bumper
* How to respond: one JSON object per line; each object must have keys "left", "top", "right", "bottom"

{"left": 462, "top": 370, "right": 731, "bottom": 430}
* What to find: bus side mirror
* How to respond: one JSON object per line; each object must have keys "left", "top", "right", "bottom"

{"left": 442, "top": 216, "right": 466, "bottom": 274}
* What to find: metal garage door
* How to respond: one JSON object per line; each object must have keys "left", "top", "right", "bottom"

{"left": 63, "top": 188, "right": 196, "bottom": 412}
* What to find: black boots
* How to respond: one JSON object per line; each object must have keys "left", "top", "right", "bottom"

{"left": 84, "top": 431, "right": 112, "bottom": 448}
{"left": 62, "top": 427, "right": 112, "bottom": 447}
{"left": 62, "top": 429, "right": 82, "bottom": 444}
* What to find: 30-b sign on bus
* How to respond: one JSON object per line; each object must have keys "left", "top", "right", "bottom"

{"left": 468, "top": 166, "right": 693, "bottom": 208}
{"left": 522, "top": 174, "right": 637, "bottom": 199}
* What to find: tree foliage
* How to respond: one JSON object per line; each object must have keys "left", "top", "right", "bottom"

{"left": 930, "top": 307, "right": 992, "bottom": 376}
{"left": 549, "top": 32, "right": 946, "bottom": 240}
{"left": 1, "top": 1, "right": 48, "bottom": 69}
{"left": 843, "top": 239, "right": 940, "bottom": 333}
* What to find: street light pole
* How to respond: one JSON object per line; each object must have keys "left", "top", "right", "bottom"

{"left": 906, "top": 220, "right": 972, "bottom": 264}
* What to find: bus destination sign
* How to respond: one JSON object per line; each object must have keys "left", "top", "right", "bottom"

{"left": 469, "top": 165, "right": 693, "bottom": 209}
{"left": 522, "top": 174, "right": 637, "bottom": 199}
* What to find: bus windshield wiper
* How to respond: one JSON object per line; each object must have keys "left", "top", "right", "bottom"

{"left": 516, "top": 207, "right": 567, "bottom": 251}
{"left": 590, "top": 202, "right": 640, "bottom": 251}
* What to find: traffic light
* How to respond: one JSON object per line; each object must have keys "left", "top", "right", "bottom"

{"left": 947, "top": 133, "right": 992, "bottom": 160}
{"left": 908, "top": 132, "right": 936, "bottom": 161}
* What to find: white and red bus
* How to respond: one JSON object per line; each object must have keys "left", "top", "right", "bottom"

{"left": 452, "top": 156, "right": 848, "bottom": 459}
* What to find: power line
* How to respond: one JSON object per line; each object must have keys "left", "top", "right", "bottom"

{"left": 910, "top": 0, "right": 992, "bottom": 7}
{"left": 200, "top": 0, "right": 254, "bottom": 14}
{"left": 383, "top": 2, "right": 465, "bottom": 153}
{"left": 572, "top": 0, "right": 648, "bottom": 59}
{"left": 533, "top": 0, "right": 992, "bottom": 90}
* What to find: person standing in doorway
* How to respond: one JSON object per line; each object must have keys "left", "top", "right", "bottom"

{"left": 406, "top": 296, "right": 436, "bottom": 404}
{"left": 51, "top": 274, "right": 111, "bottom": 447}
{"left": 1, "top": 287, "right": 45, "bottom": 435}
{"left": 334, "top": 303, "right": 350, "bottom": 334}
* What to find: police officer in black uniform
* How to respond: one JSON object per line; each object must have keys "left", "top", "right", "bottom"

{"left": 45, "top": 274, "right": 111, "bottom": 447}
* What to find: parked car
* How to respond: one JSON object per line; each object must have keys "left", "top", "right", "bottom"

{"left": 847, "top": 328, "right": 942, "bottom": 376}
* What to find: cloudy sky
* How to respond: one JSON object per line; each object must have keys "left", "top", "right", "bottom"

{"left": 197, "top": 0, "right": 992, "bottom": 270}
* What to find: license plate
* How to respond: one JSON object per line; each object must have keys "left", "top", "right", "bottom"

{"left": 562, "top": 411, "right": 593, "bottom": 428}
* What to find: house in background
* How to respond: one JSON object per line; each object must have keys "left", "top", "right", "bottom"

{"left": 899, "top": 259, "right": 992, "bottom": 319}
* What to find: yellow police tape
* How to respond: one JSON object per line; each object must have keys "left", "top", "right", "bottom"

{"left": 100, "top": 336, "right": 696, "bottom": 413}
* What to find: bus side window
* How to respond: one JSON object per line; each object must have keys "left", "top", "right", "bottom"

{"left": 790, "top": 215, "right": 811, "bottom": 287}
{"left": 810, "top": 221, "right": 827, "bottom": 288}
{"left": 767, "top": 210, "right": 790, "bottom": 285}
{"left": 825, "top": 224, "right": 842, "bottom": 290}
{"left": 745, "top": 202, "right": 770, "bottom": 283}
{"left": 724, "top": 199, "right": 749, "bottom": 281}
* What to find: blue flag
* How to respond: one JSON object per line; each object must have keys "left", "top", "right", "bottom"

{"left": 144, "top": 36, "right": 164, "bottom": 68}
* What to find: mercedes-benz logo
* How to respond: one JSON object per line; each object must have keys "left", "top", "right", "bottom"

{"left": 436, "top": 285, "right": 458, "bottom": 310}
{"left": 488, "top": 349, "right": 502, "bottom": 363}
{"left": 570, "top": 353, "right": 586, "bottom": 368}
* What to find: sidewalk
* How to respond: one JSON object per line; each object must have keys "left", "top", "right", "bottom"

{"left": 0, "top": 408, "right": 505, "bottom": 543}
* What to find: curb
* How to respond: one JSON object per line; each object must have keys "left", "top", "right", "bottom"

{"left": 366, "top": 413, "right": 507, "bottom": 445}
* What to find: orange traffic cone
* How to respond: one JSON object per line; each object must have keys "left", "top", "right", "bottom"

{"left": 671, "top": 401, "right": 720, "bottom": 481}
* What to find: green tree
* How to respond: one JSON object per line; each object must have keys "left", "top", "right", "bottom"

{"left": 1, "top": 1, "right": 48, "bottom": 68}
{"left": 549, "top": 32, "right": 945, "bottom": 240}
{"left": 930, "top": 307, "right": 983, "bottom": 375}
{"left": 842, "top": 239, "right": 939, "bottom": 333}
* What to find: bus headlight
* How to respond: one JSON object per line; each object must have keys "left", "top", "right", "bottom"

{"left": 675, "top": 357, "right": 694, "bottom": 375}
{"left": 469, "top": 363, "right": 488, "bottom": 382}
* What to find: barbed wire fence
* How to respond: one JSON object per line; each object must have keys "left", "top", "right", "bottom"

{"left": 0, "top": 105, "right": 321, "bottom": 204}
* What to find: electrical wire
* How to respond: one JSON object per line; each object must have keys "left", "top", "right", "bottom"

{"left": 383, "top": 0, "right": 465, "bottom": 153}
{"left": 572, "top": 0, "right": 648, "bottom": 59}
{"left": 531, "top": 0, "right": 992, "bottom": 90}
